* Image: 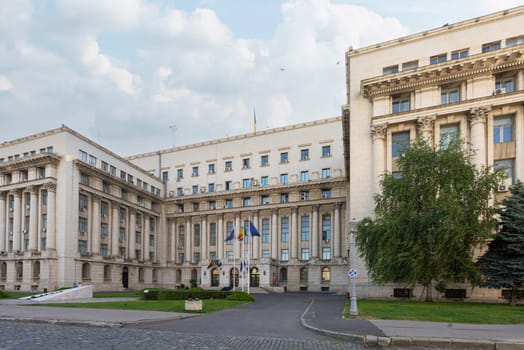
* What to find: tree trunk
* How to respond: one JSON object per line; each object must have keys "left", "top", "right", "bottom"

{"left": 425, "top": 282, "right": 433, "bottom": 302}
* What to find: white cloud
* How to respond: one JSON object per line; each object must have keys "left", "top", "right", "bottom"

{"left": 0, "top": 75, "right": 12, "bottom": 91}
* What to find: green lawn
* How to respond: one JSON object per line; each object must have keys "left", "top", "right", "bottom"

{"left": 346, "top": 300, "right": 524, "bottom": 324}
{"left": 33, "top": 299, "right": 249, "bottom": 314}
{"left": 2, "top": 291, "right": 34, "bottom": 299}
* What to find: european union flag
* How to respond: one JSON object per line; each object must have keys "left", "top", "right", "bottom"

{"left": 249, "top": 222, "right": 261, "bottom": 237}
{"left": 225, "top": 228, "right": 235, "bottom": 242}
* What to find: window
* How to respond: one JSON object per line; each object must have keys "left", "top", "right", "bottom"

{"left": 322, "top": 145, "right": 331, "bottom": 157}
{"left": 451, "top": 49, "right": 468, "bottom": 60}
{"left": 383, "top": 65, "right": 398, "bottom": 75}
{"left": 281, "top": 249, "right": 289, "bottom": 261}
{"left": 440, "top": 124, "right": 459, "bottom": 149}
{"left": 79, "top": 150, "right": 87, "bottom": 162}
{"left": 79, "top": 194, "right": 88, "bottom": 211}
{"left": 300, "top": 149, "right": 309, "bottom": 160}
{"left": 225, "top": 161, "right": 232, "bottom": 171}
{"left": 79, "top": 217, "right": 88, "bottom": 234}
{"left": 482, "top": 41, "right": 501, "bottom": 53}
{"left": 80, "top": 173, "right": 89, "bottom": 186}
{"left": 225, "top": 181, "right": 232, "bottom": 191}
{"left": 280, "top": 173, "right": 288, "bottom": 184}
{"left": 262, "top": 249, "right": 270, "bottom": 258}
{"left": 226, "top": 251, "right": 233, "bottom": 259}
{"left": 226, "top": 221, "right": 234, "bottom": 245}
{"left": 261, "top": 155, "right": 269, "bottom": 166}
{"left": 177, "top": 187, "right": 184, "bottom": 196}
{"left": 89, "top": 155, "right": 96, "bottom": 166}
{"left": 392, "top": 132, "right": 410, "bottom": 157}
{"left": 260, "top": 176, "right": 269, "bottom": 186}
{"left": 121, "top": 189, "right": 127, "bottom": 200}
{"left": 322, "top": 248, "right": 331, "bottom": 260}
{"left": 242, "top": 197, "right": 251, "bottom": 207}
{"left": 81, "top": 263, "right": 90, "bottom": 280}
{"left": 300, "top": 171, "right": 309, "bottom": 182}
{"left": 402, "top": 60, "right": 418, "bottom": 71}
{"left": 192, "top": 166, "right": 199, "bottom": 177}
{"left": 120, "top": 171, "right": 126, "bottom": 180}
{"left": 243, "top": 178, "right": 252, "bottom": 188}
{"left": 210, "top": 223, "right": 217, "bottom": 245}
{"left": 430, "top": 54, "right": 446, "bottom": 65}
{"left": 280, "top": 152, "right": 288, "bottom": 163}
{"left": 192, "top": 185, "right": 198, "bottom": 194}
{"left": 262, "top": 218, "right": 270, "bottom": 243}
{"left": 322, "top": 214, "right": 331, "bottom": 242}
{"left": 321, "top": 266, "right": 330, "bottom": 281}
{"left": 110, "top": 165, "right": 116, "bottom": 176}
{"left": 119, "top": 228, "right": 125, "bottom": 242}
{"left": 392, "top": 94, "right": 410, "bottom": 113}
{"left": 193, "top": 202, "right": 199, "bottom": 211}
{"left": 494, "top": 117, "right": 513, "bottom": 144}
{"left": 210, "top": 251, "right": 216, "bottom": 261}
{"left": 281, "top": 217, "right": 289, "bottom": 242}
{"left": 300, "top": 267, "right": 308, "bottom": 283}
{"left": 101, "top": 223, "right": 108, "bottom": 238}
{"left": 300, "top": 191, "right": 310, "bottom": 201}
{"left": 225, "top": 199, "right": 233, "bottom": 208}
{"left": 280, "top": 193, "right": 289, "bottom": 203}
{"left": 301, "top": 248, "right": 310, "bottom": 261}
{"left": 178, "top": 253, "right": 185, "bottom": 264}
{"left": 135, "top": 232, "right": 142, "bottom": 244}
{"left": 242, "top": 158, "right": 250, "bottom": 169}
{"left": 208, "top": 163, "right": 215, "bottom": 174}
{"left": 37, "top": 167, "right": 45, "bottom": 178}
{"left": 100, "top": 244, "right": 109, "bottom": 257}
{"left": 441, "top": 86, "right": 460, "bottom": 104}
{"left": 495, "top": 76, "right": 515, "bottom": 93}
{"left": 177, "top": 169, "right": 183, "bottom": 179}
{"left": 149, "top": 234, "right": 155, "bottom": 247}
{"left": 102, "top": 181, "right": 109, "bottom": 193}
{"left": 322, "top": 168, "right": 331, "bottom": 179}
{"left": 209, "top": 201, "right": 216, "bottom": 210}
{"left": 506, "top": 36, "right": 524, "bottom": 47}
{"left": 101, "top": 161, "right": 109, "bottom": 172}
{"left": 78, "top": 240, "right": 87, "bottom": 254}
{"left": 301, "top": 215, "right": 310, "bottom": 241}
{"left": 261, "top": 195, "right": 270, "bottom": 205}
{"left": 194, "top": 224, "right": 200, "bottom": 247}
{"left": 162, "top": 171, "right": 168, "bottom": 183}
{"left": 494, "top": 159, "right": 514, "bottom": 185}
{"left": 321, "top": 188, "right": 331, "bottom": 199}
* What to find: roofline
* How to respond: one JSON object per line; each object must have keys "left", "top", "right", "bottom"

{"left": 346, "top": 5, "right": 524, "bottom": 57}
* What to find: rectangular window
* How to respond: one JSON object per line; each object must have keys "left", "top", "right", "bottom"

{"left": 430, "top": 54, "right": 446, "bottom": 65}
{"left": 280, "top": 152, "right": 288, "bottom": 163}
{"left": 322, "top": 247, "right": 331, "bottom": 260}
{"left": 79, "top": 194, "right": 88, "bottom": 211}
{"left": 242, "top": 158, "right": 250, "bottom": 169}
{"left": 177, "top": 168, "right": 183, "bottom": 179}
{"left": 192, "top": 166, "right": 199, "bottom": 177}
{"left": 441, "top": 86, "right": 460, "bottom": 104}
{"left": 280, "top": 173, "right": 288, "bottom": 184}
{"left": 101, "top": 223, "right": 108, "bottom": 238}
{"left": 281, "top": 217, "right": 289, "bottom": 243}
{"left": 383, "top": 65, "right": 398, "bottom": 75}
{"left": 120, "top": 171, "right": 126, "bottom": 180}
{"left": 322, "top": 145, "right": 331, "bottom": 157}
{"left": 300, "top": 149, "right": 309, "bottom": 160}
{"left": 440, "top": 124, "right": 459, "bottom": 149}
{"left": 149, "top": 234, "right": 155, "bottom": 247}
{"left": 80, "top": 173, "right": 89, "bottom": 186}
{"left": 209, "top": 201, "right": 216, "bottom": 210}
{"left": 79, "top": 217, "right": 88, "bottom": 234}
{"left": 78, "top": 240, "right": 87, "bottom": 254}
{"left": 178, "top": 253, "right": 185, "bottom": 264}
{"left": 262, "top": 249, "right": 270, "bottom": 258}
{"left": 494, "top": 117, "right": 513, "bottom": 144}
{"left": 226, "top": 251, "right": 233, "bottom": 259}
{"left": 300, "top": 191, "right": 310, "bottom": 201}
{"left": 281, "top": 193, "right": 289, "bottom": 203}
{"left": 210, "top": 251, "right": 216, "bottom": 261}
{"left": 225, "top": 181, "right": 232, "bottom": 191}
{"left": 135, "top": 232, "right": 142, "bottom": 244}
{"left": 225, "top": 199, "right": 233, "bottom": 208}
{"left": 392, "top": 94, "right": 410, "bottom": 113}
{"left": 178, "top": 226, "right": 185, "bottom": 248}
{"left": 89, "top": 155, "right": 97, "bottom": 166}
{"left": 194, "top": 224, "right": 201, "bottom": 247}
{"left": 110, "top": 165, "right": 116, "bottom": 176}
{"left": 102, "top": 181, "right": 110, "bottom": 193}
{"left": 243, "top": 178, "right": 252, "bottom": 188}
{"left": 101, "top": 161, "right": 109, "bottom": 172}
{"left": 210, "top": 223, "right": 217, "bottom": 246}
{"left": 301, "top": 248, "right": 310, "bottom": 261}
{"left": 494, "top": 159, "right": 515, "bottom": 185}
{"left": 281, "top": 249, "right": 289, "bottom": 261}
{"left": 261, "top": 155, "right": 269, "bottom": 166}
{"left": 300, "top": 171, "right": 309, "bottom": 182}
{"left": 482, "top": 41, "right": 501, "bottom": 53}
{"left": 451, "top": 49, "right": 469, "bottom": 60}
{"left": 495, "top": 76, "right": 515, "bottom": 93}
{"left": 162, "top": 171, "right": 168, "bottom": 183}
{"left": 194, "top": 252, "right": 200, "bottom": 264}
{"left": 79, "top": 150, "right": 87, "bottom": 162}
{"left": 392, "top": 132, "right": 410, "bottom": 157}
{"left": 225, "top": 160, "right": 232, "bottom": 171}
{"left": 119, "top": 228, "right": 126, "bottom": 242}
{"left": 402, "top": 60, "right": 418, "bottom": 71}
{"left": 260, "top": 176, "right": 269, "bottom": 186}
{"left": 243, "top": 197, "right": 251, "bottom": 207}
{"left": 100, "top": 244, "right": 108, "bottom": 257}
{"left": 301, "top": 215, "right": 310, "bottom": 241}
{"left": 208, "top": 163, "right": 215, "bottom": 174}
{"left": 226, "top": 221, "right": 234, "bottom": 245}
{"left": 193, "top": 202, "right": 199, "bottom": 211}
{"left": 262, "top": 218, "right": 270, "bottom": 244}
{"left": 321, "top": 188, "right": 331, "bottom": 198}
{"left": 261, "top": 195, "right": 270, "bottom": 205}
{"left": 322, "top": 214, "right": 331, "bottom": 242}
{"left": 192, "top": 185, "right": 198, "bottom": 194}
{"left": 322, "top": 168, "right": 331, "bottom": 179}
{"left": 506, "top": 36, "right": 524, "bottom": 47}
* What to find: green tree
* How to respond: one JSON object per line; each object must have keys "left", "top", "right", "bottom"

{"left": 477, "top": 181, "right": 524, "bottom": 306}
{"left": 356, "top": 139, "right": 503, "bottom": 301}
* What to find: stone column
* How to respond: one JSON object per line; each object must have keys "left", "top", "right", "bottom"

{"left": 217, "top": 214, "right": 224, "bottom": 260}
{"left": 144, "top": 215, "right": 150, "bottom": 261}
{"left": 252, "top": 211, "right": 259, "bottom": 260}
{"left": 201, "top": 216, "right": 207, "bottom": 261}
{"left": 311, "top": 204, "right": 319, "bottom": 260}
{"left": 28, "top": 186, "right": 39, "bottom": 251}
{"left": 0, "top": 192, "right": 6, "bottom": 252}
{"left": 469, "top": 106, "right": 490, "bottom": 168}
{"left": 271, "top": 209, "right": 278, "bottom": 260}
{"left": 12, "top": 190, "right": 21, "bottom": 252}
{"left": 417, "top": 114, "right": 436, "bottom": 145}
{"left": 90, "top": 195, "right": 100, "bottom": 255}
{"left": 170, "top": 220, "right": 176, "bottom": 263}
{"left": 371, "top": 123, "right": 387, "bottom": 194}
{"left": 111, "top": 203, "right": 120, "bottom": 257}
{"left": 333, "top": 203, "right": 342, "bottom": 258}
{"left": 290, "top": 207, "right": 298, "bottom": 260}
{"left": 128, "top": 210, "right": 136, "bottom": 259}
{"left": 234, "top": 213, "right": 241, "bottom": 259}
{"left": 185, "top": 217, "right": 191, "bottom": 263}
{"left": 45, "top": 183, "right": 57, "bottom": 251}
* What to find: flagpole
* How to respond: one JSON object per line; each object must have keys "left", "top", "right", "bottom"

{"left": 233, "top": 229, "right": 236, "bottom": 292}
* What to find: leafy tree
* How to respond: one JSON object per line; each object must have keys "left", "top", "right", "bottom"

{"left": 356, "top": 139, "right": 503, "bottom": 301}
{"left": 477, "top": 181, "right": 524, "bottom": 306}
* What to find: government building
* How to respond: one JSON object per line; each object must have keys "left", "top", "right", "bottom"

{"left": 1, "top": 6, "right": 524, "bottom": 301}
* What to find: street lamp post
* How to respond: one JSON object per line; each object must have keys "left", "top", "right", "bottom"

{"left": 349, "top": 218, "right": 359, "bottom": 316}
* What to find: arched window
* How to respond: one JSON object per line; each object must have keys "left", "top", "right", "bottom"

{"left": 104, "top": 265, "right": 111, "bottom": 282}
{"left": 176, "top": 269, "right": 182, "bottom": 283}
{"left": 321, "top": 266, "right": 330, "bottom": 282}
{"left": 33, "top": 261, "right": 40, "bottom": 281}
{"left": 211, "top": 268, "right": 220, "bottom": 287}
{"left": 250, "top": 267, "right": 260, "bottom": 287}
{"left": 300, "top": 267, "right": 308, "bottom": 284}
{"left": 81, "top": 263, "right": 90, "bottom": 280}
{"left": 279, "top": 267, "right": 288, "bottom": 284}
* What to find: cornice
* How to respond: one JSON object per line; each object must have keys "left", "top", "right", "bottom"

{"left": 0, "top": 153, "right": 61, "bottom": 172}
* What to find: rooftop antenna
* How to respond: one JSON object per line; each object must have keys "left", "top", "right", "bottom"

{"left": 169, "top": 125, "right": 178, "bottom": 148}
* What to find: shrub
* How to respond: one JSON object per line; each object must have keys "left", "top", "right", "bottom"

{"left": 140, "top": 288, "right": 160, "bottom": 300}
{"left": 140, "top": 288, "right": 232, "bottom": 300}
{"left": 226, "top": 291, "right": 255, "bottom": 302}
{"left": 0, "top": 290, "right": 9, "bottom": 299}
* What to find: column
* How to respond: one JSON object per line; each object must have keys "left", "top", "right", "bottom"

{"left": 170, "top": 220, "right": 176, "bottom": 263}
{"left": 271, "top": 209, "right": 278, "bottom": 260}
{"left": 252, "top": 211, "right": 259, "bottom": 260}
{"left": 234, "top": 213, "right": 241, "bottom": 259}
{"left": 311, "top": 204, "right": 319, "bottom": 260}
{"left": 217, "top": 214, "right": 224, "bottom": 260}
{"left": 0, "top": 192, "right": 6, "bottom": 252}
{"left": 333, "top": 202, "right": 341, "bottom": 258}
{"left": 45, "top": 183, "right": 57, "bottom": 250}
{"left": 417, "top": 114, "right": 436, "bottom": 145}
{"left": 90, "top": 195, "right": 100, "bottom": 255}
{"left": 28, "top": 186, "right": 39, "bottom": 251}
{"left": 201, "top": 216, "right": 207, "bottom": 261}
{"left": 128, "top": 210, "right": 136, "bottom": 259}
{"left": 111, "top": 202, "right": 120, "bottom": 257}
{"left": 469, "top": 106, "right": 490, "bottom": 168}
{"left": 290, "top": 207, "right": 298, "bottom": 260}
{"left": 144, "top": 215, "right": 150, "bottom": 261}
{"left": 371, "top": 123, "right": 387, "bottom": 195}
{"left": 12, "top": 190, "right": 21, "bottom": 252}
{"left": 185, "top": 217, "right": 191, "bottom": 263}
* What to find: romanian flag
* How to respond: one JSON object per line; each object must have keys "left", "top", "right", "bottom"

{"left": 253, "top": 108, "right": 257, "bottom": 133}
{"left": 207, "top": 260, "right": 216, "bottom": 269}
{"left": 225, "top": 228, "right": 235, "bottom": 242}
{"left": 249, "top": 222, "right": 260, "bottom": 237}
{"left": 238, "top": 228, "right": 245, "bottom": 241}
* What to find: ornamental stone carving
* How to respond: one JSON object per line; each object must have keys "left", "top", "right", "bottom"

{"left": 417, "top": 115, "right": 437, "bottom": 134}
{"left": 371, "top": 123, "right": 388, "bottom": 141}
{"left": 42, "top": 182, "right": 57, "bottom": 193}
{"left": 469, "top": 106, "right": 491, "bottom": 126}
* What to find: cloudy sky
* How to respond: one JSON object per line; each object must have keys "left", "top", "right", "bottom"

{"left": 1, "top": 0, "right": 523, "bottom": 156}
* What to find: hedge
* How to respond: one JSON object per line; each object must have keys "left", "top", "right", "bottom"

{"left": 141, "top": 288, "right": 232, "bottom": 301}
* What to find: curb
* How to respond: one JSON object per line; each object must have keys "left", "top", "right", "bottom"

{"left": 299, "top": 300, "right": 524, "bottom": 349}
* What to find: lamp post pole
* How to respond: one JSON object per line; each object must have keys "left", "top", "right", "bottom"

{"left": 349, "top": 218, "right": 359, "bottom": 316}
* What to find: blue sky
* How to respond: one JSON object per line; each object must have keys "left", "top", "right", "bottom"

{"left": 1, "top": 0, "right": 523, "bottom": 155}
